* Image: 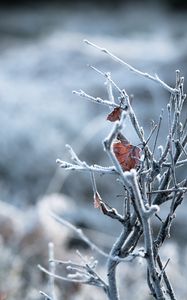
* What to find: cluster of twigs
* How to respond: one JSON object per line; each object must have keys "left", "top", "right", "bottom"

{"left": 39, "top": 40, "right": 187, "bottom": 300}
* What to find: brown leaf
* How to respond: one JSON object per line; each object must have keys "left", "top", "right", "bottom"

{"left": 113, "top": 135, "right": 141, "bottom": 171}
{"left": 107, "top": 107, "right": 122, "bottom": 122}
{"left": 93, "top": 191, "right": 102, "bottom": 208}
{"left": 100, "top": 201, "right": 108, "bottom": 214}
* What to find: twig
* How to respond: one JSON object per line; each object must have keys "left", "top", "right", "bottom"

{"left": 88, "top": 64, "right": 122, "bottom": 95}
{"left": 49, "top": 250, "right": 108, "bottom": 292}
{"left": 40, "top": 291, "right": 53, "bottom": 300}
{"left": 178, "top": 142, "right": 187, "bottom": 158}
{"left": 76, "top": 250, "right": 108, "bottom": 291}
{"left": 38, "top": 264, "right": 88, "bottom": 283}
{"left": 158, "top": 258, "right": 170, "bottom": 280}
{"left": 144, "top": 123, "right": 158, "bottom": 148}
{"left": 147, "top": 187, "right": 187, "bottom": 194}
{"left": 84, "top": 39, "right": 178, "bottom": 95}
{"left": 105, "top": 72, "right": 115, "bottom": 103}
{"left": 56, "top": 159, "right": 117, "bottom": 175}
{"left": 157, "top": 255, "right": 177, "bottom": 300}
{"left": 163, "top": 159, "right": 187, "bottom": 167}
{"left": 50, "top": 211, "right": 110, "bottom": 258}
{"left": 152, "top": 110, "right": 163, "bottom": 156}
{"left": 125, "top": 170, "right": 165, "bottom": 299}
{"left": 72, "top": 90, "right": 120, "bottom": 109}
{"left": 48, "top": 242, "right": 57, "bottom": 300}
{"left": 167, "top": 104, "right": 177, "bottom": 188}
{"left": 65, "top": 144, "right": 83, "bottom": 165}
{"left": 123, "top": 90, "right": 145, "bottom": 145}
{"left": 50, "top": 211, "right": 136, "bottom": 263}
{"left": 90, "top": 170, "right": 97, "bottom": 195}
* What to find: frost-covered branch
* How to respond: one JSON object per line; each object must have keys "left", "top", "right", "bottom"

{"left": 72, "top": 89, "right": 120, "bottom": 109}
{"left": 56, "top": 144, "right": 117, "bottom": 175}
{"left": 39, "top": 243, "right": 57, "bottom": 300}
{"left": 50, "top": 211, "right": 111, "bottom": 259}
{"left": 125, "top": 170, "right": 165, "bottom": 299}
{"left": 41, "top": 251, "right": 109, "bottom": 293}
{"left": 50, "top": 211, "right": 140, "bottom": 264}
{"left": 40, "top": 291, "right": 53, "bottom": 300}
{"left": 39, "top": 40, "right": 187, "bottom": 300}
{"left": 84, "top": 39, "right": 179, "bottom": 95}
{"left": 48, "top": 243, "right": 57, "bottom": 300}
{"left": 56, "top": 159, "right": 116, "bottom": 174}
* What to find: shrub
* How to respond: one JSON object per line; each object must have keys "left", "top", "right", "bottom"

{"left": 39, "top": 40, "right": 187, "bottom": 300}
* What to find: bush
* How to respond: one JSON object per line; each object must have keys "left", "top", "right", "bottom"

{"left": 39, "top": 40, "right": 187, "bottom": 300}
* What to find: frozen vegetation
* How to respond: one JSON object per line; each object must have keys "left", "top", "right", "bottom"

{"left": 0, "top": 3, "right": 187, "bottom": 300}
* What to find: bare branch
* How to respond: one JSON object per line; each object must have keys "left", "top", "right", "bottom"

{"left": 84, "top": 39, "right": 178, "bottom": 95}
{"left": 88, "top": 64, "right": 122, "bottom": 95}
{"left": 56, "top": 159, "right": 117, "bottom": 175}
{"left": 50, "top": 211, "right": 110, "bottom": 258}
{"left": 40, "top": 291, "right": 53, "bottom": 300}
{"left": 105, "top": 72, "right": 115, "bottom": 103}
{"left": 48, "top": 242, "right": 57, "bottom": 300}
{"left": 157, "top": 255, "right": 177, "bottom": 300}
{"left": 125, "top": 170, "right": 165, "bottom": 299}
{"left": 65, "top": 144, "right": 83, "bottom": 165}
{"left": 38, "top": 264, "right": 88, "bottom": 283}
{"left": 107, "top": 228, "right": 129, "bottom": 300}
{"left": 72, "top": 89, "right": 120, "bottom": 109}
{"left": 147, "top": 187, "right": 187, "bottom": 195}
{"left": 152, "top": 110, "right": 164, "bottom": 156}
{"left": 50, "top": 211, "right": 141, "bottom": 265}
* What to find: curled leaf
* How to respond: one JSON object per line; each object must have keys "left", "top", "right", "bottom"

{"left": 107, "top": 107, "right": 122, "bottom": 122}
{"left": 100, "top": 202, "right": 117, "bottom": 216}
{"left": 100, "top": 202, "right": 108, "bottom": 214}
{"left": 113, "top": 135, "right": 141, "bottom": 171}
{"left": 93, "top": 191, "right": 102, "bottom": 208}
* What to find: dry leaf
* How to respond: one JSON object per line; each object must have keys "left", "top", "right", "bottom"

{"left": 113, "top": 135, "right": 141, "bottom": 171}
{"left": 107, "top": 107, "right": 122, "bottom": 122}
{"left": 93, "top": 191, "right": 102, "bottom": 208}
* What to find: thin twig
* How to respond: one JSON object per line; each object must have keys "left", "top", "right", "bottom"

{"left": 50, "top": 211, "right": 136, "bottom": 263}
{"left": 152, "top": 110, "right": 163, "bottom": 156}
{"left": 48, "top": 242, "right": 57, "bottom": 300}
{"left": 147, "top": 187, "right": 187, "bottom": 194}
{"left": 163, "top": 159, "right": 187, "bottom": 167}
{"left": 50, "top": 211, "right": 110, "bottom": 258}
{"left": 167, "top": 104, "right": 177, "bottom": 188}
{"left": 72, "top": 90, "right": 120, "bottom": 109}
{"left": 38, "top": 264, "right": 88, "bottom": 283}
{"left": 144, "top": 123, "right": 158, "bottom": 148}
{"left": 178, "top": 142, "right": 187, "bottom": 158}
{"left": 84, "top": 39, "right": 178, "bottom": 95}
{"left": 157, "top": 255, "right": 177, "bottom": 300}
{"left": 40, "top": 291, "right": 53, "bottom": 300}
{"left": 88, "top": 64, "right": 122, "bottom": 95}
{"left": 105, "top": 72, "right": 115, "bottom": 103}
{"left": 56, "top": 159, "right": 117, "bottom": 175}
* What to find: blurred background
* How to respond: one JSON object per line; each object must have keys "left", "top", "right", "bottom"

{"left": 0, "top": 1, "right": 187, "bottom": 299}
